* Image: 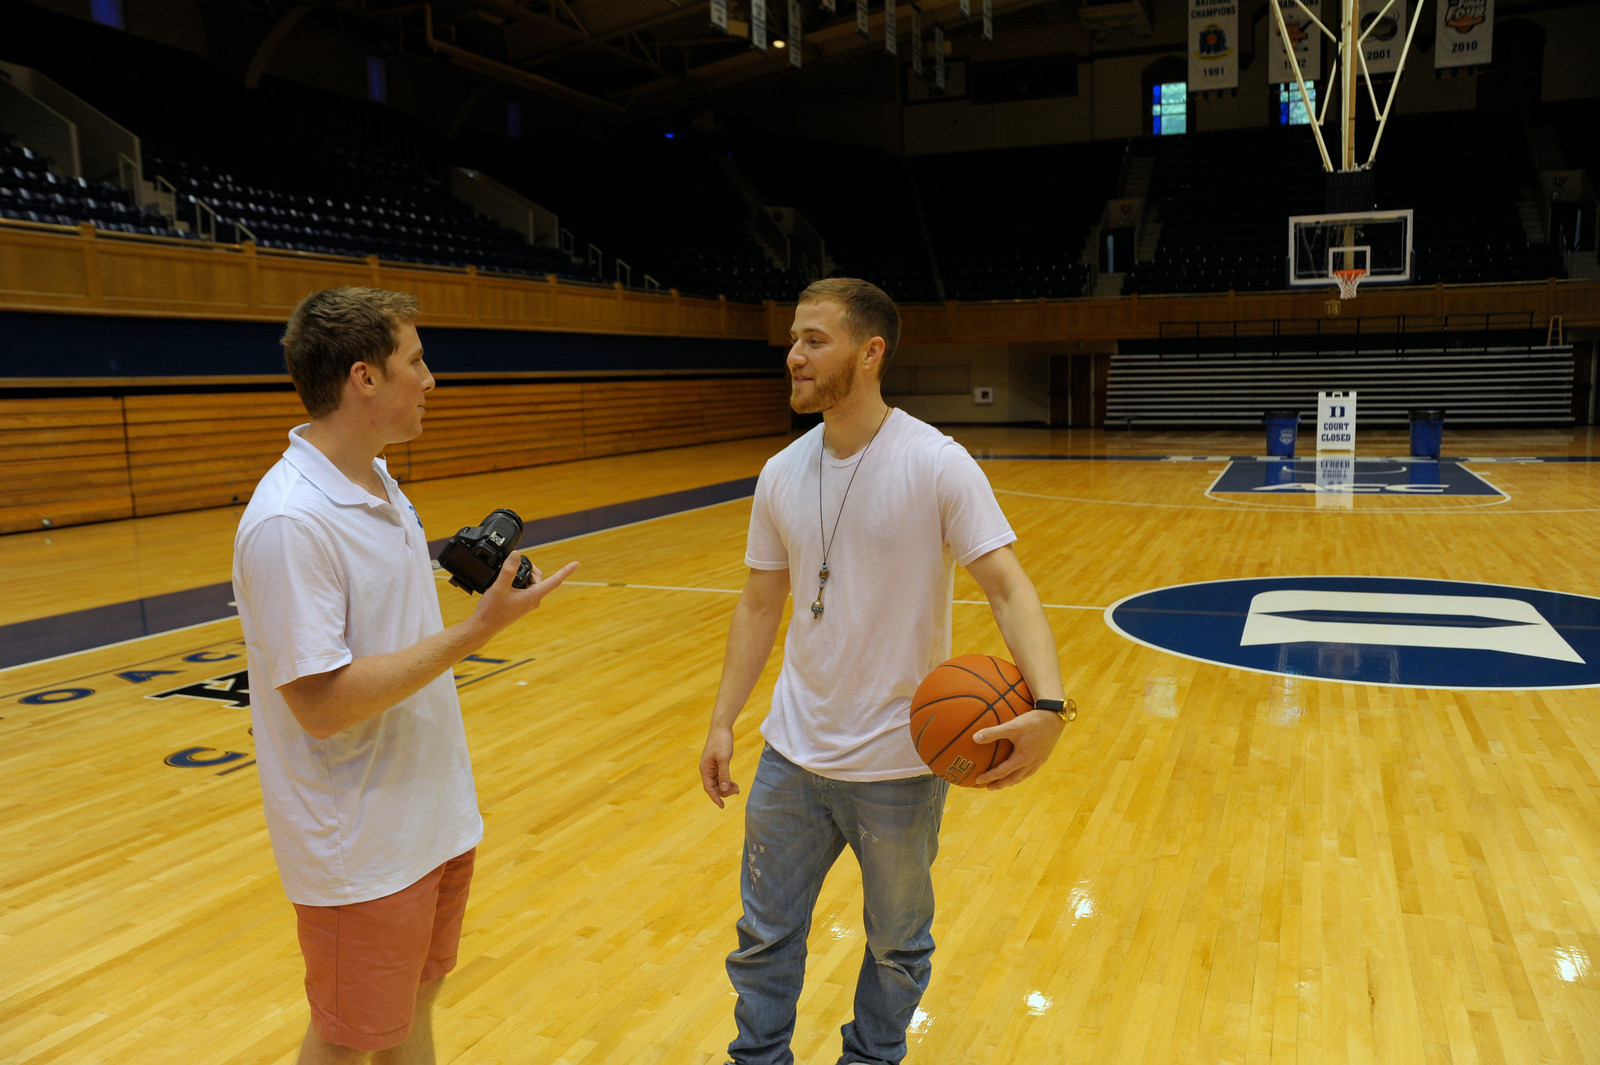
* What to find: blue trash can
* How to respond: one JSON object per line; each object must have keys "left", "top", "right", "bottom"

{"left": 1409, "top": 408, "right": 1444, "bottom": 459}
{"left": 1263, "top": 410, "right": 1300, "bottom": 457}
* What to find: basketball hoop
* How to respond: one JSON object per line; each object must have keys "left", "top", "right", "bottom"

{"left": 1333, "top": 267, "right": 1367, "bottom": 301}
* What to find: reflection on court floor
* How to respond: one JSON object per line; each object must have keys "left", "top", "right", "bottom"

{"left": 1208, "top": 456, "right": 1504, "bottom": 496}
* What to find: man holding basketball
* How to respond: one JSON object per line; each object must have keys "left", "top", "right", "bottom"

{"left": 698, "top": 278, "right": 1069, "bottom": 1065}
{"left": 234, "top": 286, "right": 578, "bottom": 1064}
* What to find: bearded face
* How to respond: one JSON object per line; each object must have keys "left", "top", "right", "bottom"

{"left": 790, "top": 350, "right": 860, "bottom": 414}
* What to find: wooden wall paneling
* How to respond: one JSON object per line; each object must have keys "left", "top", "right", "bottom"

{"left": 722, "top": 300, "right": 768, "bottom": 338}
{"left": 4, "top": 225, "right": 1598, "bottom": 344}
{"left": 400, "top": 383, "right": 588, "bottom": 482}
{"left": 699, "top": 378, "right": 792, "bottom": 442}
{"left": 0, "top": 226, "right": 94, "bottom": 310}
{"left": 608, "top": 286, "right": 659, "bottom": 333}
{"left": 550, "top": 286, "right": 638, "bottom": 335}
{"left": 472, "top": 276, "right": 561, "bottom": 330}
{"left": 0, "top": 379, "right": 788, "bottom": 534}
{"left": 0, "top": 396, "right": 133, "bottom": 532}
{"left": 94, "top": 241, "right": 255, "bottom": 317}
{"left": 580, "top": 379, "right": 706, "bottom": 457}
{"left": 678, "top": 298, "right": 732, "bottom": 338}
{"left": 121, "top": 392, "right": 306, "bottom": 516}
{"left": 375, "top": 267, "right": 478, "bottom": 327}
{"left": 251, "top": 255, "right": 383, "bottom": 320}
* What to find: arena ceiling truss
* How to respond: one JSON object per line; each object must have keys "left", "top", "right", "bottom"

{"left": 352, "top": 0, "right": 1076, "bottom": 114}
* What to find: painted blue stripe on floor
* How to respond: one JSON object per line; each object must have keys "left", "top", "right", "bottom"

{"left": 970, "top": 453, "right": 1174, "bottom": 461}
{"left": 0, "top": 476, "right": 758, "bottom": 670}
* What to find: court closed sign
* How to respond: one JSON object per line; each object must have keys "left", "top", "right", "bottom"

{"left": 1317, "top": 390, "right": 1356, "bottom": 450}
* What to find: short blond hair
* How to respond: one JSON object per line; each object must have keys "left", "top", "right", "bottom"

{"left": 798, "top": 277, "right": 901, "bottom": 373}
{"left": 281, "top": 287, "right": 420, "bottom": 417}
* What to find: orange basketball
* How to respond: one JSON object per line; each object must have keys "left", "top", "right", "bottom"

{"left": 908, "top": 654, "right": 1034, "bottom": 787}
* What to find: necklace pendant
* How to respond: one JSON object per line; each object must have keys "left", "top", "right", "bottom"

{"left": 810, "top": 595, "right": 825, "bottom": 618}
{"left": 817, "top": 563, "right": 829, "bottom": 586}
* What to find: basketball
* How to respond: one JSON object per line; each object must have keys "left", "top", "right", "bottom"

{"left": 909, "top": 654, "right": 1034, "bottom": 787}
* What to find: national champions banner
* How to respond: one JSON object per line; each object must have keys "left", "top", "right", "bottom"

{"left": 1359, "top": 0, "right": 1406, "bottom": 75}
{"left": 1269, "top": 0, "right": 1322, "bottom": 83}
{"left": 752, "top": 0, "right": 768, "bottom": 51}
{"left": 1435, "top": 0, "right": 1494, "bottom": 68}
{"left": 1189, "top": 0, "right": 1239, "bottom": 91}
{"left": 789, "top": 0, "right": 803, "bottom": 66}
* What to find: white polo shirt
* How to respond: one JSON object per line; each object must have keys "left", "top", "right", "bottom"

{"left": 746, "top": 410, "right": 1016, "bottom": 780}
{"left": 233, "top": 426, "right": 483, "bottom": 906}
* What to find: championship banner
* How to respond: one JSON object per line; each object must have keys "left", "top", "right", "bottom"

{"left": 752, "top": 0, "right": 768, "bottom": 51}
{"left": 789, "top": 0, "right": 803, "bottom": 66}
{"left": 857, "top": 0, "right": 869, "bottom": 39}
{"left": 982, "top": 0, "right": 992, "bottom": 41}
{"left": 1268, "top": 0, "right": 1322, "bottom": 82}
{"left": 934, "top": 24, "right": 946, "bottom": 91}
{"left": 822, "top": 0, "right": 835, "bottom": 12}
{"left": 959, "top": 0, "right": 970, "bottom": 20}
{"left": 885, "top": 0, "right": 897, "bottom": 55}
{"left": 1359, "top": 0, "right": 1405, "bottom": 74}
{"left": 1317, "top": 390, "right": 1356, "bottom": 451}
{"left": 911, "top": 5, "right": 923, "bottom": 76}
{"left": 1189, "top": 0, "right": 1239, "bottom": 91}
{"left": 711, "top": 0, "right": 728, "bottom": 33}
{"left": 1435, "top": 0, "right": 1493, "bottom": 68}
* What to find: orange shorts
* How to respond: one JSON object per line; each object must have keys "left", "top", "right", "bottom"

{"left": 293, "top": 848, "right": 476, "bottom": 1052}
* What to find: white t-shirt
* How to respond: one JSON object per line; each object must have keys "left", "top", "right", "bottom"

{"left": 746, "top": 410, "right": 1016, "bottom": 780}
{"left": 233, "top": 426, "right": 483, "bottom": 906}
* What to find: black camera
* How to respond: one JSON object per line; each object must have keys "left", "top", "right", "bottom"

{"left": 437, "top": 508, "right": 533, "bottom": 595}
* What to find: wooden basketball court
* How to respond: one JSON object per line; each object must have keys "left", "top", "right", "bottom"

{"left": 4, "top": 424, "right": 1599, "bottom": 1064}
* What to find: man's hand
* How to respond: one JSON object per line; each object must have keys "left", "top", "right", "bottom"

{"left": 699, "top": 726, "right": 740, "bottom": 808}
{"left": 280, "top": 550, "right": 579, "bottom": 740}
{"left": 469, "top": 551, "right": 579, "bottom": 635}
{"left": 971, "top": 709, "right": 1066, "bottom": 789}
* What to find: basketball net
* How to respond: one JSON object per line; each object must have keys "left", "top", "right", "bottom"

{"left": 1333, "top": 267, "right": 1367, "bottom": 301}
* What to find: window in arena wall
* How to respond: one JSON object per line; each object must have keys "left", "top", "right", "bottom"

{"left": 367, "top": 56, "right": 388, "bottom": 104}
{"left": 90, "top": 0, "right": 124, "bottom": 28}
{"left": 1152, "top": 82, "right": 1188, "bottom": 135}
{"left": 1277, "top": 84, "right": 1316, "bottom": 126}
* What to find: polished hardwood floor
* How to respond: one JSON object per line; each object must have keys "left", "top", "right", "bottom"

{"left": 3, "top": 425, "right": 1599, "bottom": 1064}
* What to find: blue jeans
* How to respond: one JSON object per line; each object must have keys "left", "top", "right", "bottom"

{"left": 727, "top": 746, "right": 949, "bottom": 1065}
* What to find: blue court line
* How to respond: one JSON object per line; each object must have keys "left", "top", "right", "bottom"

{"left": 971, "top": 453, "right": 1174, "bottom": 461}
{"left": 0, "top": 476, "right": 758, "bottom": 671}
{"left": 980, "top": 454, "right": 1600, "bottom": 464}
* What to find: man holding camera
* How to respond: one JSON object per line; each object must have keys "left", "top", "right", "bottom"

{"left": 233, "top": 286, "right": 577, "bottom": 1064}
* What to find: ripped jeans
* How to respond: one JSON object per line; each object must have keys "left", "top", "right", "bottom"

{"left": 726, "top": 745, "right": 949, "bottom": 1065}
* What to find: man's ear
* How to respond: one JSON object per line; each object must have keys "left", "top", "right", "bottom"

{"left": 348, "top": 358, "right": 381, "bottom": 397}
{"left": 863, "top": 336, "right": 887, "bottom": 374}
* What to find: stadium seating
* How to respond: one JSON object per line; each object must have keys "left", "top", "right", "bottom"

{"left": 0, "top": 0, "right": 1581, "bottom": 306}
{"left": 0, "top": 133, "right": 187, "bottom": 236}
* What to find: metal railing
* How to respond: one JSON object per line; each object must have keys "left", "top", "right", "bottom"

{"left": 1154, "top": 310, "right": 1551, "bottom": 358}
{"left": 152, "top": 176, "right": 176, "bottom": 221}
